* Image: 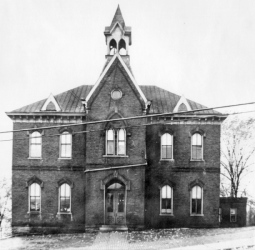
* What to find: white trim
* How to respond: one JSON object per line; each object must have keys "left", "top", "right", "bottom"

{"left": 173, "top": 95, "right": 192, "bottom": 113}
{"left": 86, "top": 53, "right": 147, "bottom": 108}
{"left": 41, "top": 93, "right": 61, "bottom": 111}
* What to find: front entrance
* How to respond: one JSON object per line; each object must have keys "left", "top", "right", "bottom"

{"left": 106, "top": 181, "right": 126, "bottom": 225}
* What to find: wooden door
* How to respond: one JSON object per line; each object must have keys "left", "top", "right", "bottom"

{"left": 106, "top": 182, "right": 126, "bottom": 225}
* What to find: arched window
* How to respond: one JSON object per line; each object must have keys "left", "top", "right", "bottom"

{"left": 60, "top": 131, "right": 72, "bottom": 158}
{"left": 106, "top": 129, "right": 126, "bottom": 156}
{"left": 161, "top": 133, "right": 173, "bottom": 160}
{"left": 117, "top": 129, "right": 126, "bottom": 155}
{"left": 30, "top": 131, "right": 42, "bottom": 158}
{"left": 191, "top": 133, "right": 203, "bottom": 160}
{"left": 29, "top": 183, "right": 41, "bottom": 212}
{"left": 109, "top": 39, "right": 117, "bottom": 55}
{"left": 59, "top": 183, "right": 71, "bottom": 213}
{"left": 191, "top": 185, "right": 203, "bottom": 215}
{"left": 119, "top": 39, "right": 126, "bottom": 55}
{"left": 160, "top": 185, "right": 173, "bottom": 214}
{"left": 106, "top": 129, "right": 115, "bottom": 155}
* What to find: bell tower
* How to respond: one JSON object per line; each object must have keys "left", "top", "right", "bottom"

{"left": 104, "top": 5, "right": 132, "bottom": 56}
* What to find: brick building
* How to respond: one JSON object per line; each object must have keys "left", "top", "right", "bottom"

{"left": 7, "top": 6, "right": 227, "bottom": 233}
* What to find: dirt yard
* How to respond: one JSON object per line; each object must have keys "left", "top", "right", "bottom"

{"left": 0, "top": 227, "right": 255, "bottom": 250}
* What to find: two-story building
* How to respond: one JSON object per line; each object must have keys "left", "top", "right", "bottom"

{"left": 6, "top": 6, "right": 227, "bottom": 233}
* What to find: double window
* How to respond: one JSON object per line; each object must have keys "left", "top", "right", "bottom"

{"left": 191, "top": 185, "right": 203, "bottom": 215}
{"left": 161, "top": 133, "right": 173, "bottom": 160}
{"left": 160, "top": 185, "right": 173, "bottom": 215}
{"left": 29, "top": 131, "right": 42, "bottom": 158}
{"left": 60, "top": 132, "right": 72, "bottom": 158}
{"left": 106, "top": 129, "right": 126, "bottom": 155}
{"left": 29, "top": 183, "right": 41, "bottom": 212}
{"left": 191, "top": 133, "right": 203, "bottom": 160}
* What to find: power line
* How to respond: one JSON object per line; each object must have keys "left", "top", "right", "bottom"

{"left": 1, "top": 109, "right": 254, "bottom": 143}
{"left": 3, "top": 101, "right": 255, "bottom": 135}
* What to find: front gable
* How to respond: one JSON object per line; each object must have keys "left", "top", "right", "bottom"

{"left": 86, "top": 54, "right": 147, "bottom": 116}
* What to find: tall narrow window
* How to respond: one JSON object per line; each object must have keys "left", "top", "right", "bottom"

{"left": 30, "top": 131, "right": 42, "bottom": 158}
{"left": 60, "top": 132, "right": 72, "bottom": 158}
{"left": 117, "top": 129, "right": 126, "bottom": 155}
{"left": 59, "top": 183, "right": 71, "bottom": 213}
{"left": 29, "top": 183, "right": 41, "bottom": 212}
{"left": 161, "top": 133, "right": 173, "bottom": 159}
{"left": 161, "top": 185, "right": 172, "bottom": 214}
{"left": 191, "top": 133, "right": 203, "bottom": 160}
{"left": 191, "top": 185, "right": 203, "bottom": 215}
{"left": 106, "top": 129, "right": 115, "bottom": 155}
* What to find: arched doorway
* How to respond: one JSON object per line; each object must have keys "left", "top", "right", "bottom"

{"left": 105, "top": 180, "right": 126, "bottom": 225}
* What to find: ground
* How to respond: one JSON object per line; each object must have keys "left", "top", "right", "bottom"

{"left": 0, "top": 227, "right": 255, "bottom": 250}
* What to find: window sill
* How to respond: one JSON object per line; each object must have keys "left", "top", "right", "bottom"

{"left": 28, "top": 157, "right": 42, "bottom": 160}
{"left": 27, "top": 211, "right": 41, "bottom": 214}
{"left": 103, "top": 155, "right": 129, "bottom": 158}
{"left": 57, "top": 212, "right": 72, "bottom": 215}
{"left": 160, "top": 213, "right": 174, "bottom": 216}
{"left": 190, "top": 159, "right": 204, "bottom": 162}
{"left": 160, "top": 159, "right": 174, "bottom": 162}
{"left": 58, "top": 158, "right": 72, "bottom": 160}
{"left": 190, "top": 214, "right": 204, "bottom": 217}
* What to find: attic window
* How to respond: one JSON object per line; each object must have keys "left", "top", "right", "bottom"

{"left": 111, "top": 90, "right": 122, "bottom": 100}
{"left": 46, "top": 101, "right": 56, "bottom": 111}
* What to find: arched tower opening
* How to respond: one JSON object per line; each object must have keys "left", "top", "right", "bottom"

{"left": 119, "top": 39, "right": 126, "bottom": 55}
{"left": 109, "top": 39, "right": 117, "bottom": 55}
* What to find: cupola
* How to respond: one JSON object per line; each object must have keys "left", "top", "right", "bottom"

{"left": 104, "top": 5, "right": 132, "bottom": 56}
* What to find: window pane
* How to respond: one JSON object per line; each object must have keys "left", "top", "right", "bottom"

{"left": 118, "top": 129, "right": 125, "bottom": 140}
{"left": 162, "top": 185, "right": 171, "bottom": 199}
{"left": 192, "top": 199, "right": 196, "bottom": 213}
{"left": 106, "top": 193, "right": 113, "bottom": 212}
{"left": 162, "top": 198, "right": 171, "bottom": 210}
{"left": 192, "top": 133, "right": 202, "bottom": 146}
{"left": 118, "top": 142, "right": 125, "bottom": 155}
{"left": 60, "top": 198, "right": 70, "bottom": 212}
{"left": 192, "top": 186, "right": 202, "bottom": 199}
{"left": 118, "top": 193, "right": 125, "bottom": 212}
{"left": 31, "top": 183, "right": 40, "bottom": 196}
{"left": 162, "top": 133, "right": 172, "bottom": 145}
{"left": 31, "top": 132, "right": 41, "bottom": 144}
{"left": 107, "top": 130, "right": 114, "bottom": 140}
{"left": 162, "top": 147, "right": 167, "bottom": 159}
{"left": 30, "top": 197, "right": 40, "bottom": 211}
{"left": 61, "top": 144, "right": 71, "bottom": 157}
{"left": 197, "top": 199, "right": 202, "bottom": 214}
{"left": 107, "top": 141, "right": 114, "bottom": 155}
{"left": 192, "top": 146, "right": 202, "bottom": 159}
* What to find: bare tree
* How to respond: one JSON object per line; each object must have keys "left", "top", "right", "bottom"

{"left": 0, "top": 177, "right": 11, "bottom": 229}
{"left": 221, "top": 115, "right": 255, "bottom": 198}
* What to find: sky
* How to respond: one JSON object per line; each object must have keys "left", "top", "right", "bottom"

{"left": 0, "top": 0, "right": 254, "bottom": 194}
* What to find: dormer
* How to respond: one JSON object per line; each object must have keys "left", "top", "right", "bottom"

{"left": 104, "top": 5, "right": 132, "bottom": 56}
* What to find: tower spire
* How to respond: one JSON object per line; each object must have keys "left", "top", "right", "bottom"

{"left": 110, "top": 5, "right": 125, "bottom": 29}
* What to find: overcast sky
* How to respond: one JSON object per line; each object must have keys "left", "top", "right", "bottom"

{"left": 0, "top": 0, "right": 254, "bottom": 191}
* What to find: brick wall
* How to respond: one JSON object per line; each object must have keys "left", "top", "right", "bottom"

{"left": 220, "top": 197, "right": 247, "bottom": 227}
{"left": 145, "top": 124, "right": 221, "bottom": 228}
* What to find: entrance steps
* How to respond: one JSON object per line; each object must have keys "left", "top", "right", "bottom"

{"left": 99, "top": 225, "right": 128, "bottom": 232}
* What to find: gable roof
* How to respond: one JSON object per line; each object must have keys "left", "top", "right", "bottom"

{"left": 86, "top": 53, "right": 148, "bottom": 108}
{"left": 8, "top": 85, "right": 220, "bottom": 115}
